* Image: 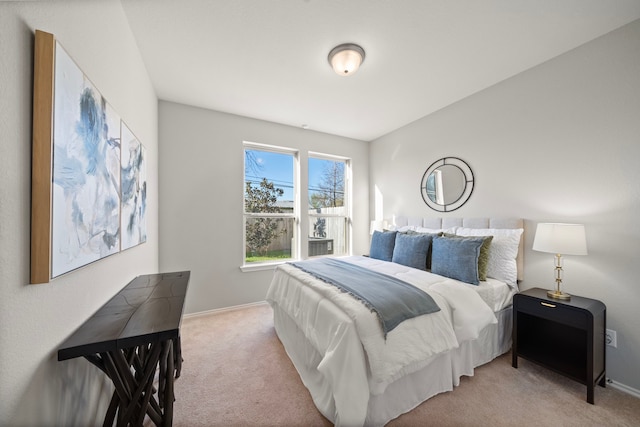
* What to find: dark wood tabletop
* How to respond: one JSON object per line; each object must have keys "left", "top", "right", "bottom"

{"left": 58, "top": 271, "right": 190, "bottom": 361}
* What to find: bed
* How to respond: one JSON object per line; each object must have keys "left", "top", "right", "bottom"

{"left": 266, "top": 217, "right": 524, "bottom": 426}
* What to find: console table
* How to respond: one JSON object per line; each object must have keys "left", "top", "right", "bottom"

{"left": 58, "top": 271, "right": 190, "bottom": 427}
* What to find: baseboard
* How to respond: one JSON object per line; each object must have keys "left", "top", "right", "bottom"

{"left": 607, "top": 378, "right": 640, "bottom": 399}
{"left": 184, "top": 300, "right": 269, "bottom": 319}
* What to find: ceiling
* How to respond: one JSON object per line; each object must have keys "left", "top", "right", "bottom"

{"left": 121, "top": 0, "right": 640, "bottom": 141}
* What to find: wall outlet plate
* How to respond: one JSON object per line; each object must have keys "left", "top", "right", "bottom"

{"left": 606, "top": 329, "right": 617, "bottom": 348}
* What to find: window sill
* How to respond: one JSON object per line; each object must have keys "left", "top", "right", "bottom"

{"left": 239, "top": 261, "right": 288, "bottom": 273}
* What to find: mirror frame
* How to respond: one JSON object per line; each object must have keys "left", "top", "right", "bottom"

{"left": 420, "top": 157, "right": 474, "bottom": 212}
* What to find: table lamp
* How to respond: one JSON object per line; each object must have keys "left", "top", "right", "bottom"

{"left": 532, "top": 223, "right": 588, "bottom": 300}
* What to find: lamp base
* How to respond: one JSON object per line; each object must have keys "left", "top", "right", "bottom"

{"left": 547, "top": 289, "right": 571, "bottom": 300}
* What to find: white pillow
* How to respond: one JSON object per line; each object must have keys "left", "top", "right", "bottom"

{"left": 388, "top": 225, "right": 417, "bottom": 232}
{"left": 455, "top": 227, "right": 523, "bottom": 285}
{"left": 415, "top": 226, "right": 457, "bottom": 234}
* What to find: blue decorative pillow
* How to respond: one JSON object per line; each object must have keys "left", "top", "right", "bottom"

{"left": 370, "top": 230, "right": 397, "bottom": 261}
{"left": 443, "top": 233, "right": 493, "bottom": 281}
{"left": 406, "top": 231, "right": 442, "bottom": 269}
{"left": 431, "top": 236, "right": 485, "bottom": 285}
{"left": 392, "top": 232, "right": 434, "bottom": 270}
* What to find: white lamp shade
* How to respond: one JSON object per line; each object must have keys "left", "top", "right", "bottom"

{"left": 532, "top": 223, "right": 588, "bottom": 255}
{"left": 328, "top": 44, "right": 365, "bottom": 76}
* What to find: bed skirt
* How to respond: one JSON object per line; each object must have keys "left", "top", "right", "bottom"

{"left": 271, "top": 303, "right": 512, "bottom": 427}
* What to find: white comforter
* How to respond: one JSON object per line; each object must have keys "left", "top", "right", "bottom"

{"left": 266, "top": 256, "right": 498, "bottom": 426}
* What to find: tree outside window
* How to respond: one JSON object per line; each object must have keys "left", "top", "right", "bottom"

{"left": 245, "top": 178, "right": 285, "bottom": 256}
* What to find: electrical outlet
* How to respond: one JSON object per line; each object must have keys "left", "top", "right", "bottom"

{"left": 606, "top": 329, "right": 617, "bottom": 348}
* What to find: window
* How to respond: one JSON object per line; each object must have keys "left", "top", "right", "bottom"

{"left": 243, "top": 144, "right": 297, "bottom": 265}
{"left": 308, "top": 155, "right": 350, "bottom": 257}
{"left": 242, "top": 143, "right": 351, "bottom": 269}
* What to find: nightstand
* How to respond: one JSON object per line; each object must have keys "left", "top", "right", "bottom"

{"left": 512, "top": 287, "right": 606, "bottom": 404}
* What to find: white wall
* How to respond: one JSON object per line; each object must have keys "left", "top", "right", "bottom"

{"left": 0, "top": 2, "right": 158, "bottom": 425}
{"left": 370, "top": 20, "right": 640, "bottom": 392}
{"left": 158, "top": 101, "right": 370, "bottom": 314}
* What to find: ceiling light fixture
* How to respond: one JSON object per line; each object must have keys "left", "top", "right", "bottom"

{"left": 328, "top": 43, "right": 365, "bottom": 76}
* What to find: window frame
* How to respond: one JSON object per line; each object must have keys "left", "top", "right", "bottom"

{"left": 307, "top": 152, "right": 352, "bottom": 258}
{"left": 241, "top": 142, "right": 299, "bottom": 272}
{"left": 240, "top": 143, "right": 352, "bottom": 272}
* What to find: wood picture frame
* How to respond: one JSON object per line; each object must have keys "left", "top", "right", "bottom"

{"left": 30, "top": 30, "right": 147, "bottom": 284}
{"left": 31, "top": 30, "right": 55, "bottom": 284}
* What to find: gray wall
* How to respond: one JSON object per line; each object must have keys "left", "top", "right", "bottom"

{"left": 158, "top": 101, "right": 370, "bottom": 314}
{"left": 370, "top": 20, "right": 640, "bottom": 392}
{"left": 0, "top": 2, "right": 159, "bottom": 425}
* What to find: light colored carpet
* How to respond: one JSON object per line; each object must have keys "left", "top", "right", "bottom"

{"left": 173, "top": 303, "right": 640, "bottom": 426}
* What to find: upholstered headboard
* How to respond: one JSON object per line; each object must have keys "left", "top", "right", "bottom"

{"left": 392, "top": 216, "right": 525, "bottom": 282}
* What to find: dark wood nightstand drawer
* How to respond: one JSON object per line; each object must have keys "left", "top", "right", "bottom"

{"left": 515, "top": 295, "right": 588, "bottom": 329}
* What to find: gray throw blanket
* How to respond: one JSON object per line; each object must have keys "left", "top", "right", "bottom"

{"left": 289, "top": 258, "right": 440, "bottom": 336}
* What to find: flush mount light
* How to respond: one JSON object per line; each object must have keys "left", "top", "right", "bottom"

{"left": 328, "top": 43, "right": 365, "bottom": 76}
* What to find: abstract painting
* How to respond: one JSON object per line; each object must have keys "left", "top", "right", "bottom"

{"left": 120, "top": 123, "right": 147, "bottom": 250}
{"left": 50, "top": 42, "right": 121, "bottom": 278}
{"left": 31, "top": 30, "right": 148, "bottom": 283}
